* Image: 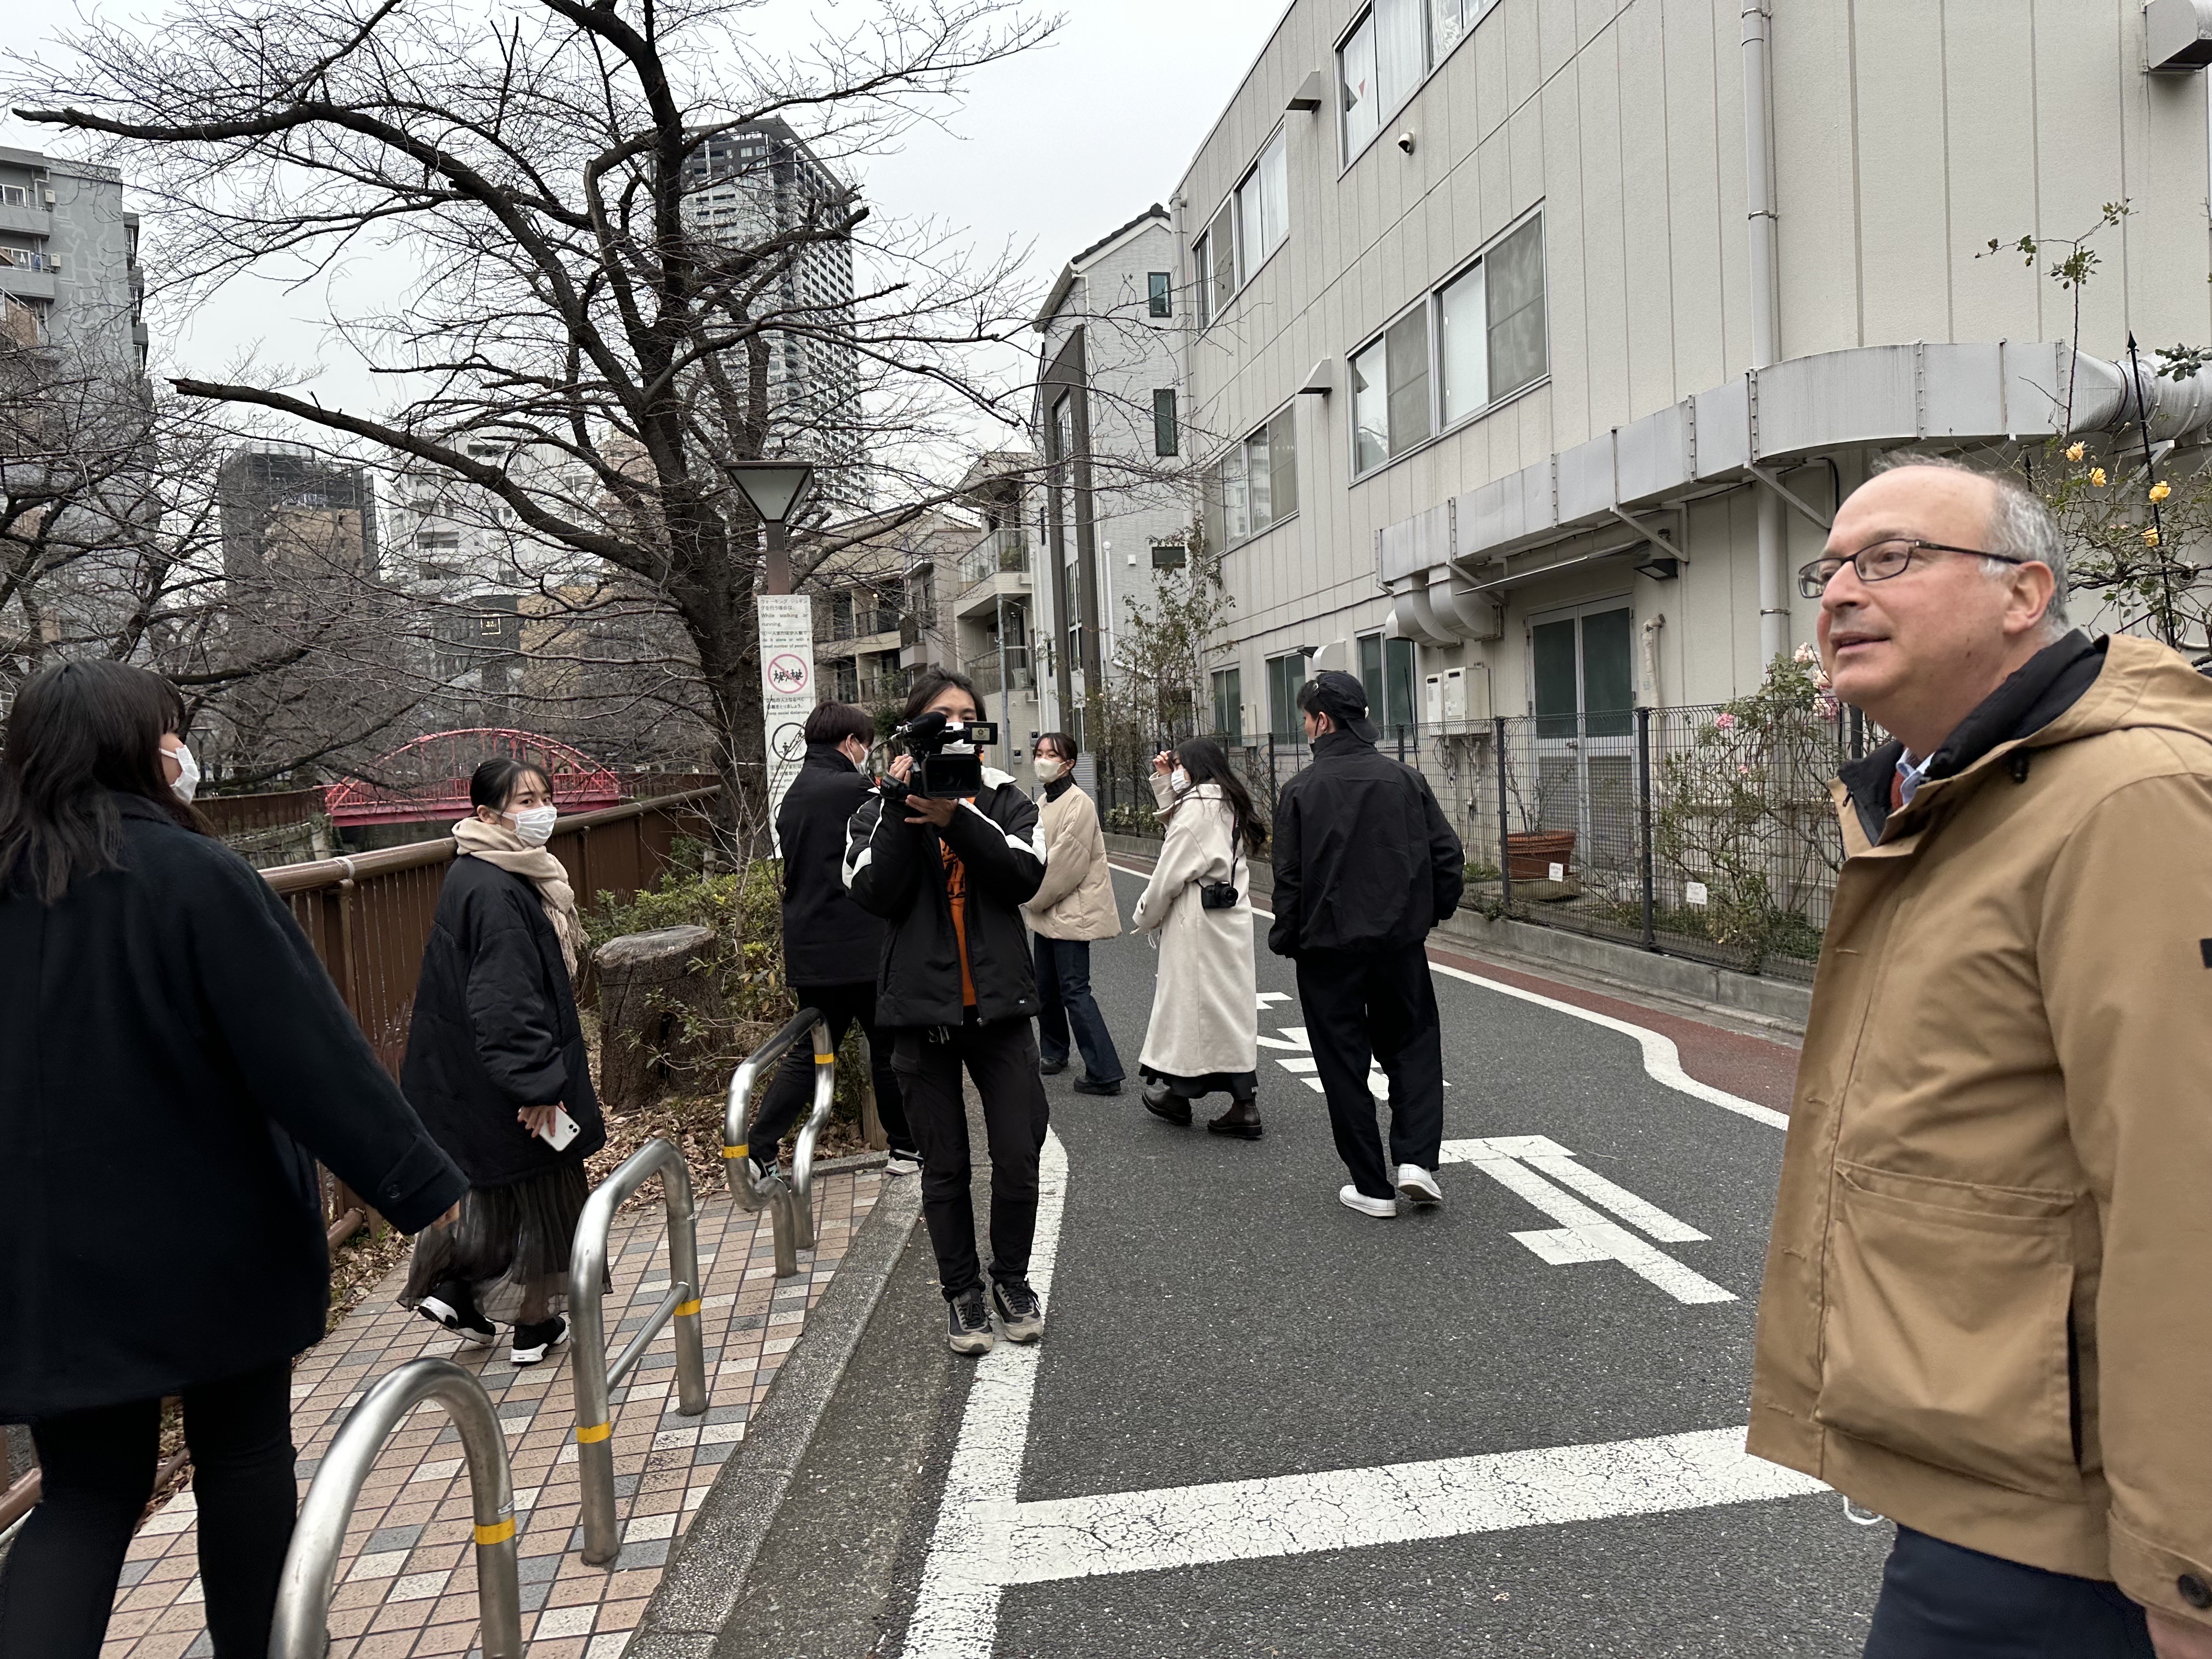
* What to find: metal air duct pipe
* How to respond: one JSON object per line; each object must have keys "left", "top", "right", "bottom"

{"left": 1743, "top": 0, "right": 1789, "bottom": 668}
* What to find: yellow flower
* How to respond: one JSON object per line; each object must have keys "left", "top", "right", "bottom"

{"left": 2066, "top": 441, "right": 2087, "bottom": 462}
{"left": 2090, "top": 467, "right": 2109, "bottom": 488}
{"left": 2150, "top": 480, "right": 2172, "bottom": 503}
{"left": 2145, "top": 526, "right": 2162, "bottom": 547}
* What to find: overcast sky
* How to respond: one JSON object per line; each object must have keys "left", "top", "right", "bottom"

{"left": 2, "top": 0, "right": 1285, "bottom": 424}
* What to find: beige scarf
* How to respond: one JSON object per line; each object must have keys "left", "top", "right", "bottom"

{"left": 452, "top": 815, "right": 583, "bottom": 979}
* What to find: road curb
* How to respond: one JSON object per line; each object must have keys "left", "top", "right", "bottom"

{"left": 625, "top": 1167, "right": 924, "bottom": 1657}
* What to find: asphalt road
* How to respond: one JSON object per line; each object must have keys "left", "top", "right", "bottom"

{"left": 716, "top": 865, "right": 1889, "bottom": 1659}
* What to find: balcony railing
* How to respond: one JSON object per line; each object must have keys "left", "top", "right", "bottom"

{"left": 958, "top": 527, "right": 1029, "bottom": 587}
{"left": 969, "top": 656, "right": 1035, "bottom": 699}
{"left": 829, "top": 605, "right": 899, "bottom": 642}
{"left": 856, "top": 672, "right": 906, "bottom": 706}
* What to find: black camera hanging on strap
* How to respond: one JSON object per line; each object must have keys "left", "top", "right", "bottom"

{"left": 1199, "top": 845, "right": 1241, "bottom": 911}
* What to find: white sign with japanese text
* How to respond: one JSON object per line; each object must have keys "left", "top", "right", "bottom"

{"left": 758, "top": 594, "right": 816, "bottom": 853}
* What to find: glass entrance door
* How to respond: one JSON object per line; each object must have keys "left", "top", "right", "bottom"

{"left": 1528, "top": 603, "right": 1636, "bottom": 877}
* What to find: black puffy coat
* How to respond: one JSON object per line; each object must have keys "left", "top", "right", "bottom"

{"left": 0, "top": 796, "right": 468, "bottom": 1420}
{"left": 399, "top": 853, "right": 606, "bottom": 1187}
{"left": 777, "top": 745, "right": 888, "bottom": 986}
{"left": 842, "top": 768, "right": 1046, "bottom": 1028}
{"left": 1269, "top": 730, "right": 1466, "bottom": 958}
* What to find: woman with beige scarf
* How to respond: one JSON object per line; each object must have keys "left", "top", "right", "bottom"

{"left": 397, "top": 758, "right": 607, "bottom": 1365}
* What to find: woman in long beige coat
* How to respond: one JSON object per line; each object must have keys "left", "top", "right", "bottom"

{"left": 1130, "top": 737, "right": 1266, "bottom": 1138}
{"left": 1020, "top": 732, "right": 1125, "bottom": 1092}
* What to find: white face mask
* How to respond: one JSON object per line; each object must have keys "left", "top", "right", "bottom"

{"left": 165, "top": 742, "right": 200, "bottom": 804}
{"left": 506, "top": 804, "right": 558, "bottom": 847}
{"left": 1169, "top": 767, "right": 1190, "bottom": 794}
{"left": 1034, "top": 755, "right": 1066, "bottom": 783}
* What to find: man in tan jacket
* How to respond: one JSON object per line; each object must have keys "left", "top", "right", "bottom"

{"left": 1751, "top": 455, "right": 2212, "bottom": 1657}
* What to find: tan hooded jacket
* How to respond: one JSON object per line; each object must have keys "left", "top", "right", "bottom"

{"left": 1023, "top": 781, "right": 1121, "bottom": 942}
{"left": 1749, "top": 634, "right": 2212, "bottom": 1624}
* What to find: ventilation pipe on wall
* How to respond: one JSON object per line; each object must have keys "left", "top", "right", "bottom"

{"left": 1743, "top": 0, "right": 1789, "bottom": 669}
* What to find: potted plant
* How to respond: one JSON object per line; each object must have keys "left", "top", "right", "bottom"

{"left": 1500, "top": 748, "right": 1575, "bottom": 879}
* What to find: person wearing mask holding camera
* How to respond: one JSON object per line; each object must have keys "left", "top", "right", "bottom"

{"left": 843, "top": 670, "right": 1052, "bottom": 1356}
{"left": 745, "top": 702, "right": 921, "bottom": 1179}
{"left": 1021, "top": 731, "right": 1125, "bottom": 1095}
{"left": 398, "top": 757, "right": 607, "bottom": 1366}
{"left": 1131, "top": 737, "right": 1267, "bottom": 1139}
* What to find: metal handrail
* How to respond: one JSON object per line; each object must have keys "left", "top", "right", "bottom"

{"left": 723, "top": 1007, "right": 837, "bottom": 1279}
{"left": 270, "top": 1358, "right": 522, "bottom": 1659}
{"left": 567, "top": 1137, "right": 708, "bottom": 1565}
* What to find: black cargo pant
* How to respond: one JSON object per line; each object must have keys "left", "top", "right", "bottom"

{"left": 893, "top": 1016, "right": 1050, "bottom": 1300}
{"left": 750, "top": 980, "right": 915, "bottom": 1158}
{"left": 1864, "top": 1526, "right": 2154, "bottom": 1657}
{"left": 1295, "top": 943, "right": 1445, "bottom": 1199}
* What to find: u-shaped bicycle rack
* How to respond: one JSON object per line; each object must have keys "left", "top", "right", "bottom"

{"left": 723, "top": 1007, "right": 837, "bottom": 1279}
{"left": 568, "top": 1136, "right": 708, "bottom": 1565}
{"left": 270, "top": 1357, "right": 523, "bottom": 1659}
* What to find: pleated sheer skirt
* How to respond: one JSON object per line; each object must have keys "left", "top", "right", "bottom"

{"left": 398, "top": 1160, "right": 590, "bottom": 1328}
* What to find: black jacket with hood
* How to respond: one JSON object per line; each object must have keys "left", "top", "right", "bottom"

{"left": 841, "top": 768, "right": 1047, "bottom": 1028}
{"left": 1269, "top": 729, "right": 1466, "bottom": 958}
{"left": 1, "top": 796, "right": 467, "bottom": 1419}
{"left": 777, "top": 744, "right": 889, "bottom": 985}
{"left": 399, "top": 853, "right": 607, "bottom": 1187}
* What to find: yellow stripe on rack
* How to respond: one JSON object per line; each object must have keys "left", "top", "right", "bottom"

{"left": 575, "top": 1421, "right": 611, "bottom": 1444}
{"left": 674, "top": 1299, "right": 702, "bottom": 1318}
{"left": 721, "top": 1143, "right": 747, "bottom": 1159}
{"left": 473, "top": 1517, "right": 516, "bottom": 1545}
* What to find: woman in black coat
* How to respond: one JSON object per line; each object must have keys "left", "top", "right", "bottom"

{"left": 0, "top": 661, "right": 469, "bottom": 1659}
{"left": 398, "top": 757, "right": 606, "bottom": 1365}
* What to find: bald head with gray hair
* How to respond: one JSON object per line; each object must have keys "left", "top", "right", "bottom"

{"left": 1871, "top": 452, "right": 2070, "bottom": 639}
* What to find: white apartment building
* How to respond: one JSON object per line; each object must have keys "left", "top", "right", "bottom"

{"left": 0, "top": 144, "right": 145, "bottom": 365}
{"left": 1031, "top": 207, "right": 1199, "bottom": 738}
{"left": 1171, "top": 0, "right": 2212, "bottom": 792}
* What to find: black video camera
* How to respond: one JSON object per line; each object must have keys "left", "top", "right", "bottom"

{"left": 886, "top": 710, "right": 1000, "bottom": 800}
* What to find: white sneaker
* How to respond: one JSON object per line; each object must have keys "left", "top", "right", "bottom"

{"left": 1339, "top": 1184, "right": 1398, "bottom": 1218}
{"left": 1396, "top": 1164, "right": 1444, "bottom": 1206}
{"left": 885, "top": 1150, "right": 922, "bottom": 1177}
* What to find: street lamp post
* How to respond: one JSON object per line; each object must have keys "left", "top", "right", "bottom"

{"left": 727, "top": 461, "right": 817, "bottom": 595}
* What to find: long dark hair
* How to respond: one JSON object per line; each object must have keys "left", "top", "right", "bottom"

{"left": 1168, "top": 737, "right": 1266, "bottom": 855}
{"left": 0, "top": 659, "right": 208, "bottom": 901}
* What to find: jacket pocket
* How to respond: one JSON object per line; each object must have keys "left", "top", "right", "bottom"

{"left": 1814, "top": 1161, "right": 2084, "bottom": 1500}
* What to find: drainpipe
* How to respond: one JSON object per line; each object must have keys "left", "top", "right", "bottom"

{"left": 1743, "top": 0, "right": 1789, "bottom": 670}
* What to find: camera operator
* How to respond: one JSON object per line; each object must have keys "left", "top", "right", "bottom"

{"left": 842, "top": 670, "right": 1052, "bottom": 1356}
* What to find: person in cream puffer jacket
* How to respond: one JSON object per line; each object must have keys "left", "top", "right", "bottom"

{"left": 1020, "top": 732, "right": 1125, "bottom": 1092}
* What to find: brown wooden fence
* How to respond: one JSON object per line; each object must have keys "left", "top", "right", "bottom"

{"left": 262, "top": 788, "right": 716, "bottom": 1076}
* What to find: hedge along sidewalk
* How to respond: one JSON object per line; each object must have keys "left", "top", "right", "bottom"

{"left": 98, "top": 1159, "right": 889, "bottom": 1659}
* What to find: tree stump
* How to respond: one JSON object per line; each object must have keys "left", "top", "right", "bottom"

{"left": 596, "top": 925, "right": 716, "bottom": 1114}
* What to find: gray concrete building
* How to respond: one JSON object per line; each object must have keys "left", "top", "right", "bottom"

{"left": 1169, "top": 0, "right": 2212, "bottom": 849}
{"left": 0, "top": 145, "right": 144, "bottom": 366}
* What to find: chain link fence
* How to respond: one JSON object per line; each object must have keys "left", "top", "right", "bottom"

{"left": 1091, "top": 704, "right": 1881, "bottom": 985}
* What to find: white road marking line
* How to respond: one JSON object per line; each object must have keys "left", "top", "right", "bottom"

{"left": 903, "top": 1128, "right": 1069, "bottom": 1659}
{"left": 1107, "top": 861, "right": 1785, "bottom": 1132}
{"left": 994, "top": 1427, "right": 1825, "bottom": 1584}
{"left": 1441, "top": 1139, "right": 1736, "bottom": 1305}
{"left": 1485, "top": 1134, "right": 1710, "bottom": 1243}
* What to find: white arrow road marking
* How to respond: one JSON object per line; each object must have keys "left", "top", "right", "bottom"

{"left": 1251, "top": 1024, "right": 1448, "bottom": 1096}
{"left": 1441, "top": 1137, "right": 1735, "bottom": 1305}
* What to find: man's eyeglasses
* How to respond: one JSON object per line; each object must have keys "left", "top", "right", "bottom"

{"left": 1797, "top": 538, "right": 2031, "bottom": 599}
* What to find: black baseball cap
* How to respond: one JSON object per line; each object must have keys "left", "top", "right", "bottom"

{"left": 1299, "top": 670, "right": 1380, "bottom": 742}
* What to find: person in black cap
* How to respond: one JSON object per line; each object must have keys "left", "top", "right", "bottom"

{"left": 1269, "top": 669, "right": 1465, "bottom": 1217}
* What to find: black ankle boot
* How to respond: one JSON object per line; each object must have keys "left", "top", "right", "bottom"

{"left": 1207, "top": 1097, "right": 1263, "bottom": 1139}
{"left": 1142, "top": 1081, "right": 1192, "bottom": 1125}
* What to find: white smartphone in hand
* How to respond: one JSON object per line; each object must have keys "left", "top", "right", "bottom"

{"left": 536, "top": 1105, "right": 582, "bottom": 1152}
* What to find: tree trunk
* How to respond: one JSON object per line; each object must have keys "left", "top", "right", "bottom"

{"left": 596, "top": 924, "right": 718, "bottom": 1113}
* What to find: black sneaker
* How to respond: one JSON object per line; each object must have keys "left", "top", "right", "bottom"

{"left": 1073, "top": 1076, "right": 1123, "bottom": 1097}
{"left": 511, "top": 1316, "right": 568, "bottom": 1366}
{"left": 417, "top": 1288, "right": 496, "bottom": 1347}
{"left": 990, "top": 1280, "right": 1044, "bottom": 1344}
{"left": 1038, "top": 1057, "right": 1069, "bottom": 1076}
{"left": 947, "top": 1286, "right": 996, "bottom": 1356}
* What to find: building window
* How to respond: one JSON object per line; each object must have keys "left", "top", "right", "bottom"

{"left": 1153, "top": 388, "right": 1179, "bottom": 457}
{"left": 1355, "top": 212, "right": 1547, "bottom": 475}
{"left": 1236, "top": 128, "right": 1289, "bottom": 276}
{"left": 1212, "top": 666, "right": 1243, "bottom": 743}
{"left": 1203, "top": 405, "right": 1299, "bottom": 552}
{"left": 1152, "top": 543, "right": 1187, "bottom": 570}
{"left": 1340, "top": 0, "right": 1495, "bottom": 161}
{"left": 1350, "top": 306, "right": 1431, "bottom": 475}
{"left": 1195, "top": 199, "right": 1235, "bottom": 328}
{"left": 1357, "top": 633, "right": 1419, "bottom": 736}
{"left": 1148, "top": 271, "right": 1172, "bottom": 317}
{"left": 1266, "top": 652, "right": 1310, "bottom": 739}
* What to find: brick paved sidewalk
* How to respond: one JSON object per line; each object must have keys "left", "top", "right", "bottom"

{"left": 101, "top": 1164, "right": 886, "bottom": 1659}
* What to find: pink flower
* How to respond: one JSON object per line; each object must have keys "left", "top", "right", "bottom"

{"left": 1714, "top": 712, "right": 1739, "bottom": 732}
{"left": 1737, "top": 764, "right": 1752, "bottom": 777}
{"left": 1813, "top": 692, "right": 1840, "bottom": 722}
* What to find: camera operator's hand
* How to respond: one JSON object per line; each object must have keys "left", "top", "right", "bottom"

{"left": 905, "top": 794, "right": 959, "bottom": 828}
{"left": 889, "top": 754, "right": 915, "bottom": 785}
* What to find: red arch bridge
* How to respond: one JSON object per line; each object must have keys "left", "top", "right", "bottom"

{"left": 323, "top": 730, "right": 625, "bottom": 827}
